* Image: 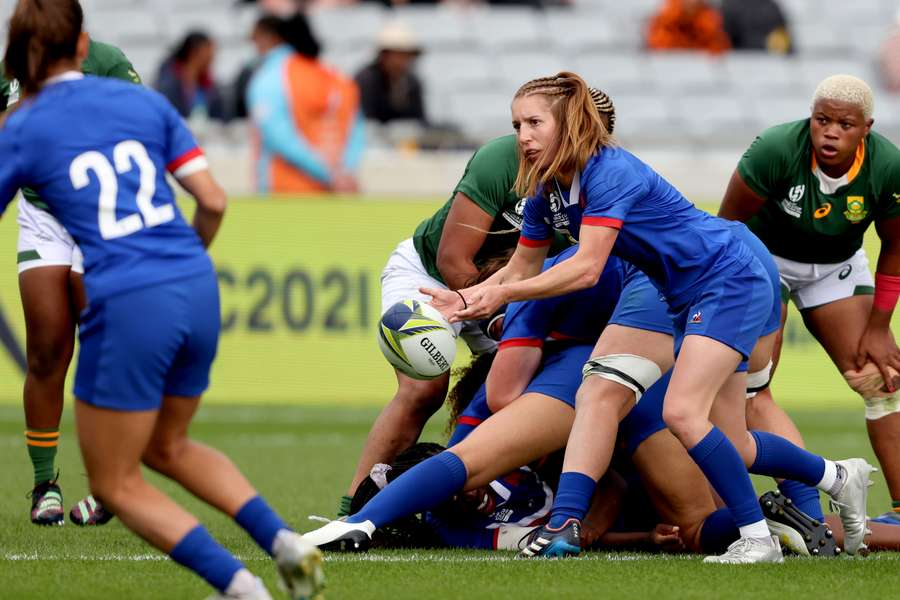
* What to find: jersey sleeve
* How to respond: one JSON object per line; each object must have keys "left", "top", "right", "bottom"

{"left": 0, "top": 126, "right": 23, "bottom": 216}
{"left": 736, "top": 126, "right": 792, "bottom": 200}
{"left": 581, "top": 159, "right": 646, "bottom": 228}
{"left": 159, "top": 95, "right": 208, "bottom": 178}
{"left": 497, "top": 300, "right": 548, "bottom": 349}
{"left": 94, "top": 42, "right": 142, "bottom": 84}
{"left": 519, "top": 195, "right": 552, "bottom": 246}
{"left": 875, "top": 142, "right": 900, "bottom": 222}
{"left": 454, "top": 136, "right": 517, "bottom": 217}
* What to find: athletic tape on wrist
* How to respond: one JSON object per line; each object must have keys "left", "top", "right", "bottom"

{"left": 873, "top": 272, "right": 900, "bottom": 312}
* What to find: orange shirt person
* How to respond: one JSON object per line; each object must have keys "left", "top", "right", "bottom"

{"left": 646, "top": 0, "right": 731, "bottom": 55}
{"left": 247, "top": 14, "right": 364, "bottom": 194}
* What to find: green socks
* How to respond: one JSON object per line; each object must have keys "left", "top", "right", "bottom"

{"left": 26, "top": 428, "right": 59, "bottom": 485}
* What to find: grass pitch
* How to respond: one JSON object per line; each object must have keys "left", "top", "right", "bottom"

{"left": 2, "top": 404, "right": 900, "bottom": 599}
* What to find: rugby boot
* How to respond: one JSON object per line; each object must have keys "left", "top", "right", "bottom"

{"left": 273, "top": 530, "right": 326, "bottom": 600}
{"left": 29, "top": 478, "right": 64, "bottom": 526}
{"left": 827, "top": 458, "right": 876, "bottom": 555}
{"left": 703, "top": 535, "right": 784, "bottom": 564}
{"left": 518, "top": 518, "right": 582, "bottom": 558}
{"left": 206, "top": 574, "right": 273, "bottom": 600}
{"left": 760, "top": 490, "right": 839, "bottom": 557}
{"left": 69, "top": 494, "right": 114, "bottom": 526}
{"left": 303, "top": 519, "right": 374, "bottom": 552}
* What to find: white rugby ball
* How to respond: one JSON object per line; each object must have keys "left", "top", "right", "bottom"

{"left": 377, "top": 299, "right": 457, "bottom": 380}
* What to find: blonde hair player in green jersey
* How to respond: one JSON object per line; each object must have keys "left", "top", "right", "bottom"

{"left": 0, "top": 34, "right": 140, "bottom": 527}
{"left": 341, "top": 89, "right": 615, "bottom": 515}
{"left": 718, "top": 74, "right": 900, "bottom": 524}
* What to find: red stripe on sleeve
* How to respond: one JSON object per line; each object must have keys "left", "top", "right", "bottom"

{"left": 498, "top": 338, "right": 543, "bottom": 350}
{"left": 582, "top": 216, "right": 623, "bottom": 229}
{"left": 457, "top": 416, "right": 483, "bottom": 427}
{"left": 167, "top": 147, "right": 204, "bottom": 173}
{"left": 518, "top": 236, "right": 552, "bottom": 248}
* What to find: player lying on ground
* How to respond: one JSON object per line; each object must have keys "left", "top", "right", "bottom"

{"left": 1, "top": 29, "right": 140, "bottom": 527}
{"left": 0, "top": 2, "right": 322, "bottom": 598}
{"left": 426, "top": 72, "right": 873, "bottom": 563}
{"left": 718, "top": 74, "right": 900, "bottom": 524}
{"left": 343, "top": 88, "right": 617, "bottom": 514}
{"left": 304, "top": 246, "right": 860, "bottom": 557}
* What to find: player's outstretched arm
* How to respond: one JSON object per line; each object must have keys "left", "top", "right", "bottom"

{"left": 178, "top": 169, "right": 226, "bottom": 248}
{"left": 718, "top": 169, "right": 766, "bottom": 222}
{"left": 856, "top": 215, "right": 900, "bottom": 388}
{"left": 485, "top": 345, "right": 542, "bottom": 413}
{"left": 436, "top": 192, "right": 496, "bottom": 290}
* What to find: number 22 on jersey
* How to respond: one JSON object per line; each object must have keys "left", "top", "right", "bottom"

{"left": 69, "top": 140, "right": 174, "bottom": 240}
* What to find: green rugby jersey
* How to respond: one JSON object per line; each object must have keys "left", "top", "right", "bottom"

{"left": 413, "top": 135, "right": 527, "bottom": 284}
{"left": 0, "top": 40, "right": 141, "bottom": 210}
{"left": 739, "top": 119, "right": 900, "bottom": 264}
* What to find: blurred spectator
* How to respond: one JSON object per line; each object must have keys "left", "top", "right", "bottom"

{"left": 880, "top": 9, "right": 900, "bottom": 93}
{"left": 645, "top": 0, "right": 731, "bottom": 55}
{"left": 154, "top": 31, "right": 228, "bottom": 121}
{"left": 355, "top": 21, "right": 426, "bottom": 125}
{"left": 247, "top": 14, "right": 365, "bottom": 194}
{"left": 721, "top": 0, "right": 792, "bottom": 54}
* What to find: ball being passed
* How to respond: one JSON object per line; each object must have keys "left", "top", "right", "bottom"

{"left": 377, "top": 299, "right": 457, "bottom": 380}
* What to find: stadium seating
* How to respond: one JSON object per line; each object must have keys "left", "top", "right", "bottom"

{"left": 4, "top": 0, "right": 896, "bottom": 196}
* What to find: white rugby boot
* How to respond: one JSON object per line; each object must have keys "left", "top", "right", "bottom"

{"left": 206, "top": 571, "right": 273, "bottom": 600}
{"left": 302, "top": 519, "right": 375, "bottom": 552}
{"left": 703, "top": 535, "right": 784, "bottom": 564}
{"left": 272, "top": 530, "right": 326, "bottom": 600}
{"left": 827, "top": 458, "right": 876, "bottom": 555}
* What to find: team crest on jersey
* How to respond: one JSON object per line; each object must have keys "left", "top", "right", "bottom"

{"left": 780, "top": 185, "right": 804, "bottom": 218}
{"left": 548, "top": 191, "right": 562, "bottom": 213}
{"left": 843, "top": 196, "right": 867, "bottom": 223}
{"left": 690, "top": 310, "right": 702, "bottom": 324}
{"left": 7, "top": 80, "right": 20, "bottom": 107}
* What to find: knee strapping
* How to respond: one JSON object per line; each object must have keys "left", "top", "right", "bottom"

{"left": 746, "top": 360, "right": 773, "bottom": 399}
{"left": 582, "top": 354, "right": 662, "bottom": 402}
{"left": 844, "top": 363, "right": 900, "bottom": 420}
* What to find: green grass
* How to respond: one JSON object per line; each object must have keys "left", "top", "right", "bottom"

{"left": 2, "top": 404, "right": 900, "bottom": 599}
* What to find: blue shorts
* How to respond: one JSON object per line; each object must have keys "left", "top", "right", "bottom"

{"left": 671, "top": 256, "right": 774, "bottom": 372}
{"left": 522, "top": 343, "right": 593, "bottom": 408}
{"left": 449, "top": 343, "right": 590, "bottom": 446}
{"left": 731, "top": 223, "right": 781, "bottom": 337}
{"left": 620, "top": 369, "right": 670, "bottom": 456}
{"left": 608, "top": 266, "right": 674, "bottom": 336}
{"left": 74, "top": 271, "right": 220, "bottom": 411}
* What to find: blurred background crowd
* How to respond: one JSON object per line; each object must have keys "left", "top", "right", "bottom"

{"left": 4, "top": 0, "right": 900, "bottom": 199}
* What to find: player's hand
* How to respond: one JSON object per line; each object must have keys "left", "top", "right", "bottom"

{"left": 856, "top": 325, "right": 900, "bottom": 392}
{"left": 451, "top": 284, "right": 507, "bottom": 323}
{"left": 419, "top": 287, "right": 464, "bottom": 321}
{"left": 649, "top": 524, "right": 685, "bottom": 552}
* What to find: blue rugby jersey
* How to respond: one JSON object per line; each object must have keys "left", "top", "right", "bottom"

{"left": 499, "top": 245, "right": 625, "bottom": 350}
{"left": 0, "top": 73, "right": 212, "bottom": 300}
{"left": 519, "top": 147, "right": 755, "bottom": 310}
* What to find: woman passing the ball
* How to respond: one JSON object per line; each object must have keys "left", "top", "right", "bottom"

{"left": 343, "top": 87, "right": 617, "bottom": 513}
{"left": 422, "top": 72, "right": 873, "bottom": 563}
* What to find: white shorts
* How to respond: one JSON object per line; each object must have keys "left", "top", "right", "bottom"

{"left": 381, "top": 238, "right": 497, "bottom": 355}
{"left": 16, "top": 196, "right": 83, "bottom": 274}
{"left": 775, "top": 248, "right": 874, "bottom": 311}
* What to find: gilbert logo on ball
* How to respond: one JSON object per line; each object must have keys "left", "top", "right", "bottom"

{"left": 378, "top": 299, "right": 457, "bottom": 380}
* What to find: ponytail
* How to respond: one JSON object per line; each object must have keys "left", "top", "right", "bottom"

{"left": 5, "top": 0, "right": 84, "bottom": 95}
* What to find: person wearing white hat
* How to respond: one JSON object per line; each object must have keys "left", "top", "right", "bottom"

{"left": 354, "top": 20, "right": 426, "bottom": 124}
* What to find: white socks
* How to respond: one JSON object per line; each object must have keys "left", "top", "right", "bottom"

{"left": 739, "top": 520, "right": 771, "bottom": 540}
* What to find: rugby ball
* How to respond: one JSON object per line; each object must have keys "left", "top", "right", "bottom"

{"left": 378, "top": 299, "right": 457, "bottom": 380}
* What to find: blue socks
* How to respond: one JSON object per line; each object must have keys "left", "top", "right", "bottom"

{"left": 699, "top": 507, "right": 739, "bottom": 554}
{"left": 749, "top": 430, "right": 826, "bottom": 485}
{"left": 548, "top": 472, "right": 597, "bottom": 528}
{"left": 688, "top": 427, "right": 764, "bottom": 527}
{"left": 234, "top": 496, "right": 289, "bottom": 556}
{"left": 170, "top": 525, "right": 244, "bottom": 593}
{"left": 347, "top": 451, "right": 468, "bottom": 528}
{"left": 778, "top": 479, "right": 825, "bottom": 521}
